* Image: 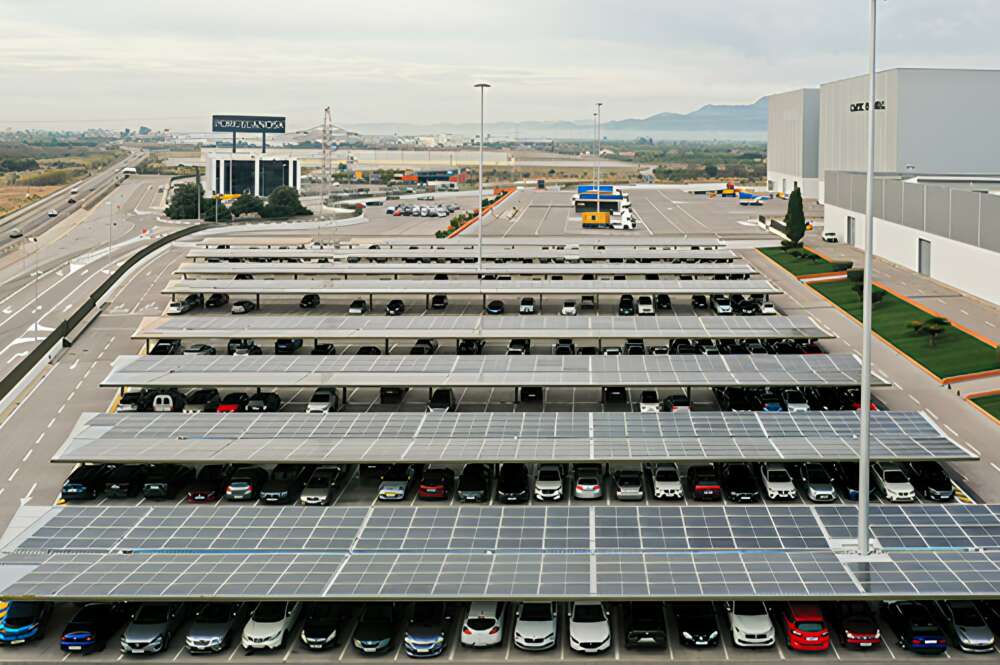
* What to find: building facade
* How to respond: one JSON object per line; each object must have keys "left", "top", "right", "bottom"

{"left": 766, "top": 88, "right": 820, "bottom": 198}
{"left": 206, "top": 152, "right": 301, "bottom": 197}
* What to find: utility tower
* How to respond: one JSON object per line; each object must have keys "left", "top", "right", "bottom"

{"left": 321, "top": 106, "right": 333, "bottom": 213}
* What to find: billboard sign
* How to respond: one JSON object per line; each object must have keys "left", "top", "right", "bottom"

{"left": 212, "top": 115, "right": 286, "bottom": 133}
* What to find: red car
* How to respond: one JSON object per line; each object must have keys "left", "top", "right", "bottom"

{"left": 418, "top": 468, "right": 455, "bottom": 500}
{"left": 216, "top": 392, "right": 249, "bottom": 413}
{"left": 781, "top": 604, "right": 830, "bottom": 652}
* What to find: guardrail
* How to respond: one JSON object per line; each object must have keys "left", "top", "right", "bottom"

{"left": 0, "top": 222, "right": 216, "bottom": 403}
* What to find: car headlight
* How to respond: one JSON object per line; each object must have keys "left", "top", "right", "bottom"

{"left": 150, "top": 635, "right": 164, "bottom": 647}
{"left": 205, "top": 636, "right": 222, "bottom": 646}
{"left": 709, "top": 631, "right": 719, "bottom": 640}
{"left": 682, "top": 631, "right": 693, "bottom": 640}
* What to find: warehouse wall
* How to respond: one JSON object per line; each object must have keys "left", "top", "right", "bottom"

{"left": 767, "top": 88, "right": 819, "bottom": 198}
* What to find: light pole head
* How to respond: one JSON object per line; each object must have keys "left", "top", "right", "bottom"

{"left": 474, "top": 82, "right": 491, "bottom": 89}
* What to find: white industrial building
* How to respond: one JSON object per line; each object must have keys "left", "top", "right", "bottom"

{"left": 205, "top": 151, "right": 301, "bottom": 197}
{"left": 766, "top": 88, "right": 819, "bottom": 199}
{"left": 767, "top": 68, "right": 1000, "bottom": 306}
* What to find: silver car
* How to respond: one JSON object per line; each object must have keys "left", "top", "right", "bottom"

{"left": 613, "top": 468, "right": 644, "bottom": 501}
{"left": 299, "top": 466, "right": 342, "bottom": 506}
{"left": 186, "top": 603, "right": 249, "bottom": 654}
{"left": 936, "top": 601, "right": 996, "bottom": 653}
{"left": 573, "top": 464, "right": 604, "bottom": 500}
{"left": 121, "top": 603, "right": 187, "bottom": 654}
{"left": 796, "top": 463, "right": 837, "bottom": 502}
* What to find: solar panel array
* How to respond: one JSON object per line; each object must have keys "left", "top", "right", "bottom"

{"left": 186, "top": 248, "right": 739, "bottom": 262}
{"left": 55, "top": 411, "right": 973, "bottom": 464}
{"left": 175, "top": 262, "right": 755, "bottom": 277}
{"left": 103, "top": 353, "right": 883, "bottom": 389}
{"left": 137, "top": 313, "right": 831, "bottom": 341}
{"left": 162, "top": 278, "right": 781, "bottom": 297}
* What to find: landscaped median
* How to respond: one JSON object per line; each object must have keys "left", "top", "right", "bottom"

{"left": 967, "top": 391, "right": 1000, "bottom": 425}
{"left": 760, "top": 247, "right": 1000, "bottom": 382}
{"left": 759, "top": 246, "right": 851, "bottom": 277}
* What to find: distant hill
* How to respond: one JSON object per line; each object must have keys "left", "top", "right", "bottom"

{"left": 346, "top": 97, "right": 767, "bottom": 139}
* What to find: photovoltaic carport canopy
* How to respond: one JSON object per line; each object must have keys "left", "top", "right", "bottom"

{"left": 162, "top": 278, "right": 781, "bottom": 297}
{"left": 173, "top": 262, "right": 756, "bottom": 277}
{"left": 133, "top": 314, "right": 831, "bottom": 342}
{"left": 186, "top": 247, "right": 739, "bottom": 262}
{"left": 4, "top": 504, "right": 1000, "bottom": 601}
{"left": 102, "top": 353, "right": 885, "bottom": 389}
{"left": 326, "top": 236, "right": 725, "bottom": 249}
{"left": 53, "top": 411, "right": 974, "bottom": 465}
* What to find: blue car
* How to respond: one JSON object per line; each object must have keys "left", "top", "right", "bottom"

{"left": 881, "top": 601, "right": 948, "bottom": 655}
{"left": 60, "top": 603, "right": 130, "bottom": 654}
{"left": 0, "top": 601, "right": 51, "bottom": 646}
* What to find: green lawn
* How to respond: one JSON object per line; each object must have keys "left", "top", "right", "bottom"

{"left": 971, "top": 393, "right": 1000, "bottom": 421}
{"left": 759, "top": 246, "right": 845, "bottom": 276}
{"left": 812, "top": 281, "right": 999, "bottom": 379}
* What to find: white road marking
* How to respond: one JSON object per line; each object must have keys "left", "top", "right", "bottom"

{"left": 8, "top": 467, "right": 18, "bottom": 481}
{"left": 943, "top": 424, "right": 959, "bottom": 437}
{"left": 34, "top": 433, "right": 44, "bottom": 444}
{"left": 991, "top": 463, "right": 1000, "bottom": 475}
{"left": 925, "top": 409, "right": 938, "bottom": 420}
{"left": 22, "top": 449, "right": 31, "bottom": 462}
{"left": 908, "top": 395, "right": 921, "bottom": 405}
{"left": 47, "top": 417, "right": 56, "bottom": 428}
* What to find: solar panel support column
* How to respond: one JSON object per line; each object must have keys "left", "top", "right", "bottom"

{"left": 384, "top": 338, "right": 389, "bottom": 354}
{"left": 255, "top": 293, "right": 260, "bottom": 308}
{"left": 369, "top": 294, "right": 373, "bottom": 311}
{"left": 342, "top": 386, "right": 347, "bottom": 405}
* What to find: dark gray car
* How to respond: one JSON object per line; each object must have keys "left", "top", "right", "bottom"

{"left": 185, "top": 603, "right": 249, "bottom": 654}
{"left": 120, "top": 603, "right": 187, "bottom": 654}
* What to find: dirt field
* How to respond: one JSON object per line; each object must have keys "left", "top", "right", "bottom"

{"left": 0, "top": 184, "right": 61, "bottom": 217}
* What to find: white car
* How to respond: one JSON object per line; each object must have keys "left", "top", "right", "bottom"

{"left": 461, "top": 602, "right": 506, "bottom": 648}
{"left": 519, "top": 297, "right": 537, "bottom": 314}
{"left": 166, "top": 300, "right": 192, "bottom": 315}
{"left": 821, "top": 230, "right": 839, "bottom": 242}
{"left": 560, "top": 300, "right": 577, "bottom": 316}
{"left": 306, "top": 387, "right": 340, "bottom": 413}
{"left": 47, "top": 209, "right": 58, "bottom": 217}
{"left": 638, "top": 390, "right": 661, "bottom": 413}
{"left": 726, "top": 601, "right": 775, "bottom": 648}
{"left": 759, "top": 301, "right": 777, "bottom": 315}
{"left": 652, "top": 463, "right": 683, "bottom": 500}
{"left": 568, "top": 602, "right": 611, "bottom": 654}
{"left": 348, "top": 299, "right": 368, "bottom": 315}
{"left": 782, "top": 389, "right": 810, "bottom": 412}
{"left": 514, "top": 602, "right": 557, "bottom": 651}
{"left": 636, "top": 295, "right": 655, "bottom": 315}
{"left": 534, "top": 464, "right": 564, "bottom": 501}
{"left": 759, "top": 462, "right": 797, "bottom": 500}
{"left": 242, "top": 602, "right": 302, "bottom": 651}
{"left": 872, "top": 462, "right": 915, "bottom": 502}
{"left": 711, "top": 295, "right": 733, "bottom": 315}
{"left": 573, "top": 464, "right": 604, "bottom": 500}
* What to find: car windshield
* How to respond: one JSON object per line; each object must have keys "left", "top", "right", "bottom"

{"left": 573, "top": 605, "right": 605, "bottom": 623}
{"left": 466, "top": 617, "right": 496, "bottom": 631}
{"left": 311, "top": 392, "right": 330, "bottom": 403}
{"left": 734, "top": 602, "right": 767, "bottom": 616}
{"left": 6, "top": 602, "right": 42, "bottom": 620}
{"left": 797, "top": 621, "right": 824, "bottom": 632}
{"left": 883, "top": 469, "right": 908, "bottom": 483}
{"left": 197, "top": 604, "right": 233, "bottom": 622}
{"left": 538, "top": 468, "right": 560, "bottom": 481}
{"left": 806, "top": 467, "right": 829, "bottom": 483}
{"left": 656, "top": 467, "right": 679, "bottom": 482}
{"left": 951, "top": 605, "right": 985, "bottom": 626}
{"left": 520, "top": 604, "right": 552, "bottom": 621}
{"left": 135, "top": 605, "right": 171, "bottom": 623}
{"left": 252, "top": 603, "right": 286, "bottom": 622}
{"left": 767, "top": 468, "right": 791, "bottom": 483}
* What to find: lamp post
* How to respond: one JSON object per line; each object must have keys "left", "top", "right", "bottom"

{"left": 474, "top": 82, "right": 491, "bottom": 269}
{"left": 104, "top": 200, "right": 113, "bottom": 258}
{"left": 857, "top": 0, "right": 879, "bottom": 556}
{"left": 596, "top": 102, "right": 603, "bottom": 216}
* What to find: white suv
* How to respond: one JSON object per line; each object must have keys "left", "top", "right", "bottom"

{"left": 306, "top": 387, "right": 340, "bottom": 413}
{"left": 242, "top": 602, "right": 302, "bottom": 651}
{"left": 534, "top": 464, "right": 564, "bottom": 501}
{"left": 651, "top": 463, "right": 683, "bottom": 500}
{"left": 872, "top": 462, "right": 916, "bottom": 502}
{"left": 726, "top": 601, "right": 775, "bottom": 648}
{"left": 711, "top": 295, "right": 733, "bottom": 315}
{"left": 568, "top": 602, "right": 611, "bottom": 654}
{"left": 636, "top": 296, "right": 655, "bottom": 315}
{"left": 759, "top": 462, "right": 797, "bottom": 500}
{"left": 514, "top": 602, "right": 557, "bottom": 651}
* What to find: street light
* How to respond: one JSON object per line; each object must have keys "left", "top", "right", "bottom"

{"left": 596, "top": 102, "right": 603, "bottom": 216}
{"left": 474, "top": 82, "right": 491, "bottom": 269}
{"left": 857, "top": 0, "right": 879, "bottom": 556}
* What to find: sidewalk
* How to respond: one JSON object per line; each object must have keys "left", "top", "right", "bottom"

{"left": 804, "top": 229, "right": 1000, "bottom": 345}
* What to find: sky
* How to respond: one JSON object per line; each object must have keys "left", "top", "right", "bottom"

{"left": 2, "top": 0, "right": 999, "bottom": 132}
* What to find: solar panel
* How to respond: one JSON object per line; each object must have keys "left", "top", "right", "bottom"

{"left": 186, "top": 247, "right": 739, "bottom": 262}
{"left": 175, "top": 262, "right": 755, "bottom": 277}
{"left": 136, "top": 313, "right": 831, "bottom": 342}
{"left": 102, "top": 353, "right": 884, "bottom": 389}
{"left": 162, "top": 278, "right": 781, "bottom": 297}
{"left": 817, "top": 504, "right": 1000, "bottom": 551}
{"left": 55, "top": 411, "right": 971, "bottom": 465}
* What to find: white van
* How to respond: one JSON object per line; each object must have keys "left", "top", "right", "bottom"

{"left": 151, "top": 392, "right": 181, "bottom": 412}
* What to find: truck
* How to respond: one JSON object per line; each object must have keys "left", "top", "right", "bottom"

{"left": 581, "top": 211, "right": 610, "bottom": 229}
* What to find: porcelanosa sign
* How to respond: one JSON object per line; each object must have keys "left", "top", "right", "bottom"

{"left": 212, "top": 115, "right": 286, "bottom": 133}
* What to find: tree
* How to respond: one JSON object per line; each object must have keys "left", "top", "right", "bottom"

{"left": 230, "top": 193, "right": 265, "bottom": 218}
{"left": 202, "top": 197, "right": 232, "bottom": 222}
{"left": 784, "top": 186, "right": 806, "bottom": 244}
{"left": 261, "top": 186, "right": 312, "bottom": 218}
{"left": 704, "top": 164, "right": 719, "bottom": 178}
{"left": 165, "top": 183, "right": 211, "bottom": 220}
{"left": 908, "top": 316, "right": 951, "bottom": 347}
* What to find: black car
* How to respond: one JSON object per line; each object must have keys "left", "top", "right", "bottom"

{"left": 691, "top": 294, "right": 709, "bottom": 309}
{"left": 721, "top": 463, "right": 760, "bottom": 502}
{"left": 61, "top": 464, "right": 114, "bottom": 501}
{"left": 142, "top": 464, "right": 195, "bottom": 499}
{"left": 104, "top": 464, "right": 150, "bottom": 498}
{"left": 185, "top": 602, "right": 249, "bottom": 654}
{"left": 655, "top": 294, "right": 672, "bottom": 310}
{"left": 206, "top": 293, "right": 230, "bottom": 308}
{"left": 736, "top": 299, "right": 760, "bottom": 315}
{"left": 430, "top": 294, "right": 448, "bottom": 310}
{"left": 673, "top": 602, "right": 720, "bottom": 648}
{"left": 554, "top": 339, "right": 576, "bottom": 355}
{"left": 275, "top": 338, "right": 303, "bottom": 355}
{"left": 311, "top": 343, "right": 337, "bottom": 355}
{"left": 410, "top": 339, "right": 439, "bottom": 355}
{"left": 150, "top": 339, "right": 181, "bottom": 355}
{"left": 385, "top": 299, "right": 405, "bottom": 316}
{"left": 880, "top": 601, "right": 948, "bottom": 654}
{"left": 457, "top": 463, "right": 491, "bottom": 502}
{"left": 457, "top": 339, "right": 486, "bottom": 355}
{"left": 687, "top": 465, "right": 722, "bottom": 501}
{"left": 300, "top": 603, "right": 351, "bottom": 651}
{"left": 602, "top": 386, "right": 628, "bottom": 406}
{"left": 117, "top": 390, "right": 153, "bottom": 412}
{"left": 60, "top": 603, "right": 130, "bottom": 654}
{"left": 618, "top": 294, "right": 635, "bottom": 315}
{"left": 496, "top": 463, "right": 529, "bottom": 503}
{"left": 186, "top": 465, "right": 231, "bottom": 503}
{"left": 623, "top": 338, "right": 645, "bottom": 355}
{"left": 623, "top": 602, "right": 667, "bottom": 649}
{"left": 260, "top": 464, "right": 311, "bottom": 504}
{"left": 404, "top": 602, "right": 453, "bottom": 658}
{"left": 907, "top": 461, "right": 955, "bottom": 502}
{"left": 352, "top": 604, "right": 397, "bottom": 655}
{"left": 829, "top": 601, "right": 881, "bottom": 649}
{"left": 485, "top": 300, "right": 504, "bottom": 315}
{"left": 357, "top": 345, "right": 382, "bottom": 355}
{"left": 300, "top": 294, "right": 321, "bottom": 309}
{"left": 380, "top": 386, "right": 407, "bottom": 404}
{"left": 246, "top": 391, "right": 281, "bottom": 412}
{"left": 184, "top": 388, "right": 221, "bottom": 413}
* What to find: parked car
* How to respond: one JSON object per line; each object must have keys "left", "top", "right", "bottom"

{"left": 613, "top": 467, "right": 644, "bottom": 501}
{"left": 275, "top": 338, "right": 303, "bottom": 354}
{"left": 458, "top": 338, "right": 486, "bottom": 355}
{"left": 231, "top": 300, "right": 257, "bottom": 314}
{"left": 638, "top": 390, "right": 661, "bottom": 413}
{"left": 534, "top": 464, "right": 565, "bottom": 501}
{"left": 573, "top": 463, "right": 604, "bottom": 500}
{"left": 104, "top": 464, "right": 150, "bottom": 498}
{"left": 299, "top": 603, "right": 350, "bottom": 651}
{"left": 0, "top": 602, "right": 51, "bottom": 646}
{"left": 456, "top": 463, "right": 491, "bottom": 503}
{"left": 410, "top": 338, "right": 439, "bottom": 355}
{"left": 721, "top": 463, "right": 760, "bottom": 503}
{"left": 217, "top": 391, "right": 250, "bottom": 412}
{"left": 687, "top": 465, "right": 722, "bottom": 501}
{"left": 829, "top": 601, "right": 880, "bottom": 649}
{"left": 507, "top": 338, "right": 531, "bottom": 355}
{"left": 782, "top": 389, "right": 811, "bottom": 412}
{"left": 726, "top": 601, "right": 775, "bottom": 648}
{"left": 241, "top": 602, "right": 302, "bottom": 652}
{"left": 461, "top": 601, "right": 505, "bottom": 648}
{"left": 780, "top": 604, "right": 829, "bottom": 652}
{"left": 418, "top": 467, "right": 455, "bottom": 500}
{"left": 622, "top": 602, "right": 666, "bottom": 649}
{"left": 246, "top": 391, "right": 281, "bottom": 412}
{"left": 300, "top": 294, "right": 320, "bottom": 309}
{"left": 299, "top": 466, "right": 342, "bottom": 506}
{"left": 311, "top": 343, "right": 337, "bottom": 355}
{"left": 519, "top": 297, "right": 537, "bottom": 314}
{"left": 186, "top": 465, "right": 230, "bottom": 503}
{"left": 880, "top": 601, "right": 947, "bottom": 654}
{"left": 352, "top": 604, "right": 396, "bottom": 655}
{"left": 618, "top": 294, "right": 635, "bottom": 315}
{"left": 226, "top": 466, "right": 269, "bottom": 501}
{"left": 560, "top": 300, "right": 578, "bottom": 316}
{"left": 120, "top": 603, "right": 187, "bottom": 655}
{"left": 673, "top": 602, "right": 720, "bottom": 648}
{"left": 822, "top": 230, "right": 839, "bottom": 242}
{"left": 652, "top": 463, "right": 683, "bottom": 500}
{"left": 260, "top": 464, "right": 310, "bottom": 504}
{"left": 496, "top": 463, "right": 529, "bottom": 503}
{"left": 378, "top": 464, "right": 421, "bottom": 501}
{"left": 907, "top": 461, "right": 955, "bottom": 502}
{"left": 348, "top": 299, "right": 369, "bottom": 315}
{"left": 150, "top": 339, "right": 181, "bottom": 355}
{"left": 61, "top": 603, "right": 129, "bottom": 654}
{"left": 142, "top": 464, "right": 194, "bottom": 500}
{"left": 830, "top": 461, "right": 874, "bottom": 501}
{"left": 427, "top": 388, "right": 456, "bottom": 413}
{"left": 795, "top": 462, "right": 837, "bottom": 502}
{"left": 206, "top": 293, "right": 230, "bottom": 308}
{"left": 568, "top": 602, "right": 611, "bottom": 654}
{"left": 935, "top": 600, "right": 995, "bottom": 653}
{"left": 186, "top": 602, "right": 249, "bottom": 654}
{"left": 183, "top": 343, "right": 216, "bottom": 356}
{"left": 513, "top": 602, "right": 557, "bottom": 651}
{"left": 306, "top": 387, "right": 341, "bottom": 413}
{"left": 485, "top": 299, "right": 504, "bottom": 314}
{"left": 61, "top": 464, "right": 113, "bottom": 501}
{"left": 404, "top": 602, "right": 453, "bottom": 658}
{"left": 872, "top": 462, "right": 915, "bottom": 502}
{"left": 759, "top": 462, "right": 797, "bottom": 500}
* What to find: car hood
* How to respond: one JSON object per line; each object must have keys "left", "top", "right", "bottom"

{"left": 354, "top": 620, "right": 392, "bottom": 641}
{"left": 571, "top": 621, "right": 610, "bottom": 642}
{"left": 734, "top": 614, "right": 772, "bottom": 633}
{"left": 187, "top": 621, "right": 232, "bottom": 640}
{"left": 244, "top": 619, "right": 282, "bottom": 637}
{"left": 535, "top": 479, "right": 562, "bottom": 490}
{"left": 406, "top": 623, "right": 446, "bottom": 640}
{"left": 956, "top": 625, "right": 994, "bottom": 643}
{"left": 380, "top": 481, "right": 407, "bottom": 491}
{"left": 123, "top": 623, "right": 166, "bottom": 642}
{"left": 809, "top": 482, "right": 836, "bottom": 494}
{"left": 516, "top": 619, "right": 555, "bottom": 637}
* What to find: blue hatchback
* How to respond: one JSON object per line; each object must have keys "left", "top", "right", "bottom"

{"left": 0, "top": 602, "right": 51, "bottom": 646}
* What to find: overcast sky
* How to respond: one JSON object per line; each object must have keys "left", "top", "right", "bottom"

{"left": 2, "top": 0, "right": 998, "bottom": 132}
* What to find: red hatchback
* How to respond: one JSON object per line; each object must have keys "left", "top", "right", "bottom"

{"left": 418, "top": 468, "right": 455, "bottom": 500}
{"left": 781, "top": 604, "right": 830, "bottom": 652}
